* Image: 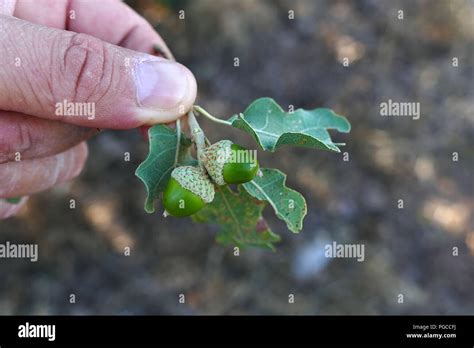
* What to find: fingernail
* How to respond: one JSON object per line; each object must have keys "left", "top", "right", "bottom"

{"left": 135, "top": 59, "right": 189, "bottom": 111}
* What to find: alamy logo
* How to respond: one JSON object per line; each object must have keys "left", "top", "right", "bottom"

{"left": 380, "top": 99, "right": 420, "bottom": 120}
{"left": 324, "top": 241, "right": 365, "bottom": 262}
{"left": 217, "top": 147, "right": 257, "bottom": 165}
{"left": 0, "top": 241, "right": 38, "bottom": 262}
{"left": 55, "top": 99, "right": 96, "bottom": 120}
{"left": 18, "top": 322, "right": 55, "bottom": 341}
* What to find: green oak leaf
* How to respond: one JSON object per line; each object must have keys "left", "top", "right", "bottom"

{"left": 192, "top": 186, "right": 281, "bottom": 251}
{"left": 228, "top": 98, "right": 350, "bottom": 152}
{"left": 243, "top": 168, "right": 306, "bottom": 232}
{"left": 135, "top": 125, "right": 194, "bottom": 213}
{"left": 5, "top": 197, "right": 21, "bottom": 204}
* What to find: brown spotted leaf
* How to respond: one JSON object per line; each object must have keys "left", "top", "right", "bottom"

{"left": 192, "top": 186, "right": 281, "bottom": 250}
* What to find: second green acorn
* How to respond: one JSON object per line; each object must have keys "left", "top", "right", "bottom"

{"left": 202, "top": 140, "right": 259, "bottom": 185}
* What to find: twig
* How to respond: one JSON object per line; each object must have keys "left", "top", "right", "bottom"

{"left": 173, "top": 118, "right": 181, "bottom": 167}
{"left": 187, "top": 110, "right": 206, "bottom": 168}
{"left": 193, "top": 105, "right": 232, "bottom": 126}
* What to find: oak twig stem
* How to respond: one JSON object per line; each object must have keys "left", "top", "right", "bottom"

{"left": 173, "top": 118, "right": 181, "bottom": 168}
{"left": 187, "top": 110, "right": 206, "bottom": 168}
{"left": 193, "top": 105, "right": 232, "bottom": 126}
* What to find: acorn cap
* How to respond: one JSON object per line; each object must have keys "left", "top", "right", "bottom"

{"left": 171, "top": 166, "right": 215, "bottom": 203}
{"left": 202, "top": 140, "right": 233, "bottom": 185}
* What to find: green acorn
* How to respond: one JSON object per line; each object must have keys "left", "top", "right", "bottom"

{"left": 202, "top": 140, "right": 259, "bottom": 185}
{"left": 162, "top": 166, "right": 215, "bottom": 217}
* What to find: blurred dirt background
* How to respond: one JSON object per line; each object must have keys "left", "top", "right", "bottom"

{"left": 1, "top": 0, "right": 473, "bottom": 314}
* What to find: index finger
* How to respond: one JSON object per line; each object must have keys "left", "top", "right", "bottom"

{"left": 13, "top": 0, "right": 172, "bottom": 56}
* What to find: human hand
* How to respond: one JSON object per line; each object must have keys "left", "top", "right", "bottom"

{"left": 0, "top": 0, "right": 197, "bottom": 218}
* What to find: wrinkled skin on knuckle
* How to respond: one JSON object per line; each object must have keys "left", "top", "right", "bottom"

{"left": 0, "top": 121, "right": 33, "bottom": 163}
{"left": 0, "top": 16, "right": 49, "bottom": 111}
{"left": 52, "top": 33, "right": 116, "bottom": 104}
{"left": 0, "top": 142, "right": 88, "bottom": 198}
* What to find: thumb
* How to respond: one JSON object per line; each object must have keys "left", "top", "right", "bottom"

{"left": 0, "top": 15, "right": 197, "bottom": 129}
